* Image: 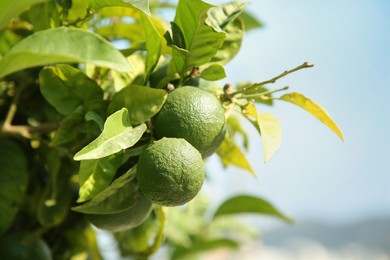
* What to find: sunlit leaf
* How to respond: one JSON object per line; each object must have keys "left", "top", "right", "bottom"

{"left": 242, "top": 103, "right": 282, "bottom": 163}
{"left": 171, "top": 0, "right": 226, "bottom": 76}
{"left": 278, "top": 92, "right": 344, "bottom": 141}
{"left": 39, "top": 65, "right": 103, "bottom": 116}
{"left": 74, "top": 108, "right": 147, "bottom": 160}
{"left": 89, "top": 0, "right": 150, "bottom": 15}
{"left": 141, "top": 12, "right": 162, "bottom": 80}
{"left": 206, "top": 1, "right": 248, "bottom": 30}
{"left": 72, "top": 167, "right": 138, "bottom": 214}
{"left": 77, "top": 153, "right": 124, "bottom": 203}
{"left": 108, "top": 86, "right": 167, "bottom": 125}
{"left": 213, "top": 195, "right": 293, "bottom": 223}
{"left": 211, "top": 17, "right": 244, "bottom": 65}
{"left": 226, "top": 113, "right": 249, "bottom": 150}
{"left": 0, "top": 0, "right": 48, "bottom": 30}
{"left": 240, "top": 11, "right": 263, "bottom": 31}
{"left": 0, "top": 27, "right": 132, "bottom": 78}
{"left": 200, "top": 64, "right": 226, "bottom": 81}
{"left": 217, "top": 139, "right": 255, "bottom": 175}
{"left": 0, "top": 138, "right": 28, "bottom": 235}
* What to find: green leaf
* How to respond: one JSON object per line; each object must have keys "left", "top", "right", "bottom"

{"left": 226, "top": 113, "right": 249, "bottom": 150}
{"left": 74, "top": 108, "right": 147, "bottom": 161}
{"left": 237, "top": 82, "right": 273, "bottom": 106}
{"left": 0, "top": 27, "right": 132, "bottom": 78}
{"left": 172, "top": 0, "right": 226, "bottom": 76}
{"left": 108, "top": 86, "right": 168, "bottom": 125}
{"left": 0, "top": 30, "right": 22, "bottom": 56}
{"left": 206, "top": 1, "right": 248, "bottom": 30}
{"left": 37, "top": 161, "right": 73, "bottom": 228}
{"left": 141, "top": 12, "right": 162, "bottom": 80}
{"left": 0, "top": 0, "right": 49, "bottom": 30}
{"left": 39, "top": 65, "right": 103, "bottom": 116}
{"left": 77, "top": 153, "right": 124, "bottom": 203}
{"left": 72, "top": 167, "right": 138, "bottom": 214}
{"left": 211, "top": 17, "right": 244, "bottom": 65}
{"left": 115, "top": 213, "right": 160, "bottom": 255}
{"left": 200, "top": 64, "right": 226, "bottom": 81}
{"left": 173, "top": 238, "right": 239, "bottom": 259}
{"left": 89, "top": 0, "right": 150, "bottom": 15}
{"left": 240, "top": 11, "right": 263, "bottom": 31}
{"left": 217, "top": 139, "right": 255, "bottom": 175}
{"left": 29, "top": 1, "right": 60, "bottom": 32}
{"left": 278, "top": 92, "right": 344, "bottom": 141}
{"left": 213, "top": 195, "right": 293, "bottom": 223}
{"left": 0, "top": 138, "right": 28, "bottom": 235}
{"left": 242, "top": 103, "right": 282, "bottom": 163}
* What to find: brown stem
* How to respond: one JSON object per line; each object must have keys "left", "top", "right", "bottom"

{"left": 229, "top": 62, "right": 314, "bottom": 96}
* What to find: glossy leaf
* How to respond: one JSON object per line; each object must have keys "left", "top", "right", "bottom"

{"left": 89, "top": 0, "right": 150, "bottom": 15}
{"left": 108, "top": 86, "right": 167, "bottom": 125}
{"left": 50, "top": 106, "right": 99, "bottom": 147}
{"left": 200, "top": 64, "right": 226, "bottom": 81}
{"left": 74, "top": 108, "right": 147, "bottom": 160}
{"left": 77, "top": 153, "right": 124, "bottom": 203}
{"left": 141, "top": 12, "right": 162, "bottom": 79}
{"left": 211, "top": 17, "right": 244, "bottom": 65}
{"left": 39, "top": 65, "right": 103, "bottom": 115}
{"left": 278, "top": 92, "right": 344, "bottom": 140}
{"left": 172, "top": 0, "right": 226, "bottom": 76}
{"left": 0, "top": 27, "right": 132, "bottom": 78}
{"left": 0, "top": 0, "right": 48, "bottom": 30}
{"left": 72, "top": 167, "right": 138, "bottom": 214}
{"left": 206, "top": 1, "right": 248, "bottom": 30}
{"left": 0, "top": 138, "right": 28, "bottom": 235}
{"left": 213, "top": 195, "right": 293, "bottom": 223}
{"left": 217, "top": 139, "right": 255, "bottom": 175}
{"left": 243, "top": 103, "right": 282, "bottom": 163}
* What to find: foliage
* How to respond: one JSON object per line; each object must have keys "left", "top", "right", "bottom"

{"left": 0, "top": 0, "right": 343, "bottom": 258}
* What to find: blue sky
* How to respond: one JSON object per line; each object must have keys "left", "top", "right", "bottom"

{"left": 203, "top": 0, "right": 390, "bottom": 225}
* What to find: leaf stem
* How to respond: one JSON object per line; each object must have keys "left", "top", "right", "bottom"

{"left": 239, "top": 86, "right": 290, "bottom": 100}
{"left": 138, "top": 206, "right": 166, "bottom": 257}
{"left": 230, "top": 62, "right": 314, "bottom": 96}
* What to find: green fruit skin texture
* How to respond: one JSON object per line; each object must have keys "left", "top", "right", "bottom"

{"left": 137, "top": 138, "right": 205, "bottom": 207}
{"left": 87, "top": 192, "right": 153, "bottom": 233}
{"left": 153, "top": 86, "right": 226, "bottom": 158}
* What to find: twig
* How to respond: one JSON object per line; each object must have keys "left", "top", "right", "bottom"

{"left": 229, "top": 62, "right": 314, "bottom": 96}
{"left": 239, "top": 86, "right": 289, "bottom": 100}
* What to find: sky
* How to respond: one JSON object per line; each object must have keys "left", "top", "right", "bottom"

{"left": 202, "top": 0, "right": 390, "bottom": 226}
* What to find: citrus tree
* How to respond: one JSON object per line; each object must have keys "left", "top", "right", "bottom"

{"left": 0, "top": 0, "right": 343, "bottom": 259}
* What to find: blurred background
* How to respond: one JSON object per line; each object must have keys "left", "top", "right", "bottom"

{"left": 201, "top": 0, "right": 390, "bottom": 259}
{"left": 100, "top": 0, "right": 390, "bottom": 259}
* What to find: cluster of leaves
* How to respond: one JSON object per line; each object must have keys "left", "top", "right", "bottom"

{"left": 0, "top": 0, "right": 343, "bottom": 259}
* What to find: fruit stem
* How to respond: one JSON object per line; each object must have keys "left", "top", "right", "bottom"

{"left": 229, "top": 62, "right": 314, "bottom": 96}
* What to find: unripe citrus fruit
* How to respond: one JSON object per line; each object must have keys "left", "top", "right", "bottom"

{"left": 87, "top": 192, "right": 153, "bottom": 232}
{"left": 137, "top": 138, "right": 205, "bottom": 207}
{"left": 153, "top": 86, "right": 226, "bottom": 158}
